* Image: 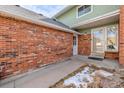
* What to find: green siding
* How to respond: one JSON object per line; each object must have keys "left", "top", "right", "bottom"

{"left": 78, "top": 29, "right": 91, "bottom": 34}
{"left": 56, "top": 5, "right": 120, "bottom": 27}
{"left": 78, "top": 23, "right": 118, "bottom": 34}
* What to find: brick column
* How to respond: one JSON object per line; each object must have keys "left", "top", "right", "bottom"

{"left": 119, "top": 5, "right": 124, "bottom": 64}
{"left": 78, "top": 34, "right": 91, "bottom": 56}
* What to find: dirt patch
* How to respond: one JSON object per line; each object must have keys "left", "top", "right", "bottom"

{"left": 50, "top": 64, "right": 124, "bottom": 88}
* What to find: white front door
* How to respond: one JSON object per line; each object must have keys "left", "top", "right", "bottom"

{"left": 91, "top": 27, "right": 105, "bottom": 55}
{"left": 73, "top": 34, "right": 78, "bottom": 55}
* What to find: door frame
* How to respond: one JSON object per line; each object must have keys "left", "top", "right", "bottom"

{"left": 73, "top": 34, "right": 78, "bottom": 55}
{"left": 91, "top": 27, "right": 106, "bottom": 54}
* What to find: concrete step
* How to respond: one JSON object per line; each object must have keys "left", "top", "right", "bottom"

{"left": 91, "top": 52, "right": 105, "bottom": 57}
{"left": 88, "top": 55, "right": 104, "bottom": 61}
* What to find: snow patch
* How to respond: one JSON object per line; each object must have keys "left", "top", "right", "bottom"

{"left": 63, "top": 67, "right": 113, "bottom": 88}
{"left": 64, "top": 67, "right": 94, "bottom": 88}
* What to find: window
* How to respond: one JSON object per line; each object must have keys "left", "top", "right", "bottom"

{"left": 106, "top": 25, "right": 118, "bottom": 51}
{"left": 73, "top": 36, "right": 77, "bottom": 46}
{"left": 91, "top": 25, "right": 118, "bottom": 53}
{"left": 77, "top": 5, "right": 92, "bottom": 17}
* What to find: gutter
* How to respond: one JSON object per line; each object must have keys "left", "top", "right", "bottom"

{"left": 72, "top": 9, "right": 120, "bottom": 29}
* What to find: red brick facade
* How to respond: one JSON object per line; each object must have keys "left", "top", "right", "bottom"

{"left": 78, "top": 34, "right": 91, "bottom": 55}
{"left": 105, "top": 52, "right": 119, "bottom": 60}
{"left": 0, "top": 16, "right": 73, "bottom": 79}
{"left": 119, "top": 5, "right": 124, "bottom": 65}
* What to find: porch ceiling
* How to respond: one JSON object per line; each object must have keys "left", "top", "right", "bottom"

{"left": 72, "top": 10, "right": 119, "bottom": 30}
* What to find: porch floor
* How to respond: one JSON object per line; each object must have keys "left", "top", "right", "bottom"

{"left": 72, "top": 55, "right": 119, "bottom": 70}
{"left": 0, "top": 55, "right": 120, "bottom": 88}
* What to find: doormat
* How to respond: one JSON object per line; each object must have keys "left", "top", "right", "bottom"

{"left": 88, "top": 56, "right": 104, "bottom": 61}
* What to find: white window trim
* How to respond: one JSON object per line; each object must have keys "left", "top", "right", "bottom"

{"left": 105, "top": 24, "right": 119, "bottom": 52}
{"left": 91, "top": 24, "right": 118, "bottom": 53}
{"left": 73, "top": 34, "right": 78, "bottom": 55}
{"left": 76, "top": 5, "right": 93, "bottom": 18}
{"left": 91, "top": 27, "right": 106, "bottom": 53}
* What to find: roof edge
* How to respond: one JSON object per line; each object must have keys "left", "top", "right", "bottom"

{"left": 72, "top": 9, "right": 120, "bottom": 28}
{"left": 0, "top": 5, "right": 79, "bottom": 34}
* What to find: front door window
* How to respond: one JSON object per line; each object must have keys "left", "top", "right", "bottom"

{"left": 92, "top": 28, "right": 105, "bottom": 53}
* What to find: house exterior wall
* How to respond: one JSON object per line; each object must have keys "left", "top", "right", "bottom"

{"left": 78, "top": 34, "right": 91, "bottom": 55}
{"left": 105, "top": 52, "right": 119, "bottom": 60}
{"left": 0, "top": 16, "right": 73, "bottom": 79}
{"left": 119, "top": 5, "right": 124, "bottom": 65}
{"left": 56, "top": 5, "right": 120, "bottom": 27}
{"left": 78, "top": 23, "right": 119, "bottom": 60}
{"left": 78, "top": 34, "right": 119, "bottom": 59}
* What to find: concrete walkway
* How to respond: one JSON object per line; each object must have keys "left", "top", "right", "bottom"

{"left": 72, "top": 55, "right": 119, "bottom": 70}
{"left": 0, "top": 55, "right": 119, "bottom": 88}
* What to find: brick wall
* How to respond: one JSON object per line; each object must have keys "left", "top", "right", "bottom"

{"left": 0, "top": 16, "right": 73, "bottom": 79}
{"left": 105, "top": 52, "right": 119, "bottom": 60}
{"left": 78, "top": 34, "right": 91, "bottom": 55}
{"left": 119, "top": 5, "right": 124, "bottom": 65}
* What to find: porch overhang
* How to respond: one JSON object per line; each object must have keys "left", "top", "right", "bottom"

{"left": 72, "top": 10, "right": 120, "bottom": 30}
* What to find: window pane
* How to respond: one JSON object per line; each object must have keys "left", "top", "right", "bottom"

{"left": 107, "top": 26, "right": 118, "bottom": 51}
{"left": 78, "top": 5, "right": 91, "bottom": 17}
{"left": 93, "top": 29, "right": 104, "bottom": 52}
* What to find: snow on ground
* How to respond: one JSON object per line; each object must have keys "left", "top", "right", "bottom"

{"left": 63, "top": 66, "right": 113, "bottom": 88}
